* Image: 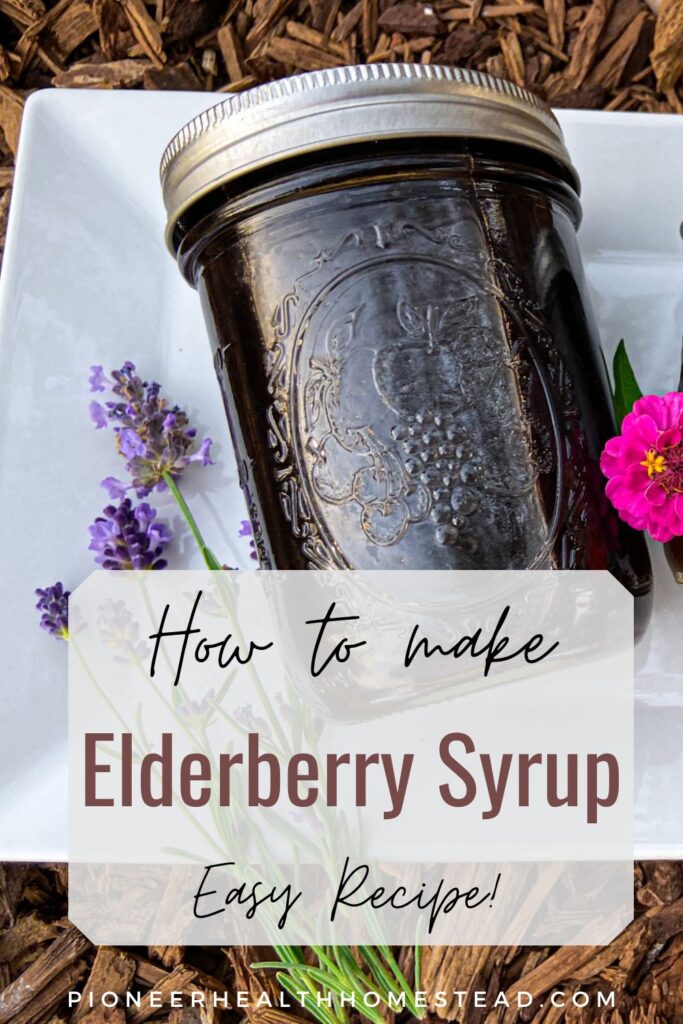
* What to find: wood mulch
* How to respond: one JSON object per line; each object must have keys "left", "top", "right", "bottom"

{"left": 0, "top": 862, "right": 683, "bottom": 1023}
{"left": 0, "top": 0, "right": 682, "bottom": 265}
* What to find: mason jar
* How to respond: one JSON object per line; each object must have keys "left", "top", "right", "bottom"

{"left": 160, "top": 64, "right": 652, "bottom": 630}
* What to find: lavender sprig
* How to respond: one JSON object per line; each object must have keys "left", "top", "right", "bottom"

{"left": 35, "top": 583, "right": 70, "bottom": 639}
{"left": 88, "top": 499, "right": 171, "bottom": 570}
{"left": 90, "top": 362, "right": 213, "bottom": 498}
{"left": 90, "top": 362, "right": 221, "bottom": 570}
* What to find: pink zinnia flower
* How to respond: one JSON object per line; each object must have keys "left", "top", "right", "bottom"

{"left": 600, "top": 392, "right": 683, "bottom": 542}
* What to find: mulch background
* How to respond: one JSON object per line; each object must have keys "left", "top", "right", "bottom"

{"left": 1, "top": 1, "right": 683, "bottom": 1022}
{"left": 0, "top": 0, "right": 682, "bottom": 264}
{"left": 0, "top": 863, "right": 683, "bottom": 1023}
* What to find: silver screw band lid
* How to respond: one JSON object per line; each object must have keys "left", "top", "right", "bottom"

{"left": 161, "top": 63, "right": 578, "bottom": 251}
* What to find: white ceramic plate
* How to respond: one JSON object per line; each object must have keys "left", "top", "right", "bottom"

{"left": 0, "top": 92, "right": 681, "bottom": 860}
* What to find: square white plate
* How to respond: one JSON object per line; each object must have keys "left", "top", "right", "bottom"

{"left": 0, "top": 92, "right": 682, "bottom": 860}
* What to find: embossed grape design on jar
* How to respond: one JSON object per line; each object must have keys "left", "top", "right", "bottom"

{"left": 161, "top": 65, "right": 652, "bottom": 630}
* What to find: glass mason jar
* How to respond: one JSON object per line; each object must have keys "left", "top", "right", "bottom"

{"left": 161, "top": 65, "right": 652, "bottom": 631}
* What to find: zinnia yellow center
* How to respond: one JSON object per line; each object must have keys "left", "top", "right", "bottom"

{"left": 641, "top": 449, "right": 667, "bottom": 478}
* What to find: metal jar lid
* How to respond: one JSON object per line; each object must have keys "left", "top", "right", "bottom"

{"left": 161, "top": 63, "right": 577, "bottom": 251}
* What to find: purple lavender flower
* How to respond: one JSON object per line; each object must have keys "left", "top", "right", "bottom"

{"left": 179, "top": 688, "right": 216, "bottom": 723}
{"left": 100, "top": 476, "right": 129, "bottom": 501}
{"left": 35, "top": 582, "right": 70, "bottom": 639}
{"left": 98, "top": 598, "right": 150, "bottom": 663}
{"left": 89, "top": 362, "right": 213, "bottom": 497}
{"left": 88, "top": 499, "right": 171, "bottom": 570}
{"left": 234, "top": 703, "right": 269, "bottom": 733}
{"left": 88, "top": 365, "right": 111, "bottom": 393}
{"left": 89, "top": 401, "right": 107, "bottom": 429}
{"left": 239, "top": 519, "right": 258, "bottom": 562}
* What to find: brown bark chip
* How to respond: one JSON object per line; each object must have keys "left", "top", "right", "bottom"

{"left": 652, "top": 0, "right": 683, "bottom": 90}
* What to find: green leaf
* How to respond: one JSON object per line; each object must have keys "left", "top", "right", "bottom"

{"left": 612, "top": 340, "right": 643, "bottom": 426}
{"left": 162, "top": 470, "right": 226, "bottom": 570}
{"left": 201, "top": 545, "right": 223, "bottom": 570}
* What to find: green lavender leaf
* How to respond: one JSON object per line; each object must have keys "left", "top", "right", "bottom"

{"left": 162, "top": 470, "right": 223, "bottom": 570}
{"left": 256, "top": 944, "right": 424, "bottom": 1024}
{"left": 612, "top": 339, "right": 643, "bottom": 426}
{"left": 201, "top": 544, "right": 223, "bottom": 570}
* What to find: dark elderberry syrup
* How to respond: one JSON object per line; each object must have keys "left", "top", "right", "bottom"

{"left": 162, "top": 66, "right": 652, "bottom": 636}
